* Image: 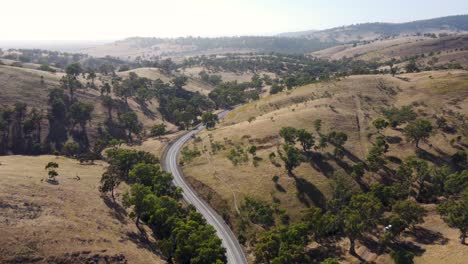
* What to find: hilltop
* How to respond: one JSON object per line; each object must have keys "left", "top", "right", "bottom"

{"left": 82, "top": 36, "right": 333, "bottom": 60}
{"left": 312, "top": 34, "right": 468, "bottom": 68}
{"left": 279, "top": 14, "right": 468, "bottom": 42}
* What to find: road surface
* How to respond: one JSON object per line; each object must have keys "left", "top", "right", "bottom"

{"left": 162, "top": 110, "right": 248, "bottom": 264}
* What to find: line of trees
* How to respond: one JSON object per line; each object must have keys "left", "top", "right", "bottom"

{"left": 100, "top": 148, "right": 227, "bottom": 263}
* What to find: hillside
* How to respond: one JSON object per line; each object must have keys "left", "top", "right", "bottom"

{"left": 117, "top": 67, "right": 214, "bottom": 95}
{"left": 180, "top": 70, "right": 468, "bottom": 262}
{"left": 0, "top": 155, "right": 165, "bottom": 264}
{"left": 312, "top": 34, "right": 468, "bottom": 68}
{"left": 82, "top": 36, "right": 333, "bottom": 61}
{"left": 279, "top": 14, "right": 468, "bottom": 42}
{"left": 0, "top": 64, "right": 217, "bottom": 148}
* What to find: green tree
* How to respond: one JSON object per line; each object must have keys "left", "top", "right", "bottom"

{"left": 296, "top": 129, "right": 315, "bottom": 152}
{"left": 45, "top": 161, "right": 59, "bottom": 181}
{"left": 373, "top": 117, "right": 389, "bottom": 133}
{"left": 70, "top": 101, "right": 94, "bottom": 134}
{"left": 129, "top": 163, "right": 180, "bottom": 198}
{"left": 150, "top": 123, "right": 167, "bottom": 138}
{"left": 278, "top": 144, "right": 302, "bottom": 174}
{"left": 341, "top": 193, "right": 383, "bottom": 254}
{"left": 171, "top": 76, "right": 188, "bottom": 89}
{"left": 118, "top": 111, "right": 142, "bottom": 142}
{"left": 123, "top": 183, "right": 152, "bottom": 227}
{"left": 279, "top": 126, "right": 297, "bottom": 144}
{"left": 444, "top": 170, "right": 468, "bottom": 196}
{"left": 66, "top": 63, "right": 83, "bottom": 77}
{"left": 254, "top": 223, "right": 309, "bottom": 264}
{"left": 99, "top": 166, "right": 121, "bottom": 200}
{"left": 437, "top": 189, "right": 468, "bottom": 244}
{"left": 62, "top": 141, "right": 79, "bottom": 157}
{"left": 403, "top": 119, "right": 433, "bottom": 148}
{"left": 100, "top": 82, "right": 112, "bottom": 96}
{"left": 101, "top": 96, "right": 115, "bottom": 120}
{"left": 270, "top": 83, "right": 284, "bottom": 94}
{"left": 86, "top": 69, "right": 97, "bottom": 87}
{"left": 392, "top": 200, "right": 426, "bottom": 230}
{"left": 397, "top": 157, "right": 431, "bottom": 201}
{"left": 405, "top": 60, "right": 419, "bottom": 73}
{"left": 201, "top": 112, "right": 219, "bottom": 129}
{"left": 60, "top": 74, "right": 82, "bottom": 102}
{"left": 172, "top": 211, "right": 227, "bottom": 264}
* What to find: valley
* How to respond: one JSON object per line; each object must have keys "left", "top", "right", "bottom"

{"left": 0, "top": 11, "right": 467, "bottom": 264}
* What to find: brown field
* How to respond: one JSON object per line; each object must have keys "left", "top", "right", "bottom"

{"left": 181, "top": 70, "right": 468, "bottom": 262}
{"left": 0, "top": 155, "right": 165, "bottom": 264}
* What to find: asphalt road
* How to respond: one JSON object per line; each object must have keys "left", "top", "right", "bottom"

{"left": 162, "top": 109, "right": 248, "bottom": 264}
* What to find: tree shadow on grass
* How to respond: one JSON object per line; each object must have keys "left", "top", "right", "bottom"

{"left": 293, "top": 176, "right": 326, "bottom": 209}
{"left": 274, "top": 183, "right": 287, "bottom": 193}
{"left": 341, "top": 147, "right": 364, "bottom": 164}
{"left": 389, "top": 241, "right": 426, "bottom": 257}
{"left": 307, "top": 240, "right": 343, "bottom": 263}
{"left": 308, "top": 152, "right": 335, "bottom": 177}
{"left": 416, "top": 148, "right": 447, "bottom": 167}
{"left": 102, "top": 194, "right": 128, "bottom": 224}
{"left": 405, "top": 226, "right": 448, "bottom": 245}
{"left": 126, "top": 230, "right": 162, "bottom": 257}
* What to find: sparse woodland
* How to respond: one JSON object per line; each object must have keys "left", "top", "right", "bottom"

{"left": 1, "top": 20, "right": 468, "bottom": 264}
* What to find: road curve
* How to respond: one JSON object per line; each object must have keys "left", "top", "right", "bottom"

{"left": 162, "top": 110, "right": 248, "bottom": 264}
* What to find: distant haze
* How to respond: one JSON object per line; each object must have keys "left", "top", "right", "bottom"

{"left": 0, "top": 0, "right": 466, "bottom": 41}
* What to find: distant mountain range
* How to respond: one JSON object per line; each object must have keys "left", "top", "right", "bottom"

{"left": 82, "top": 14, "right": 468, "bottom": 60}
{"left": 278, "top": 14, "right": 468, "bottom": 42}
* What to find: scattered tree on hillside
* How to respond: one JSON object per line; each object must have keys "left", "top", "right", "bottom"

{"left": 391, "top": 199, "right": 426, "bottom": 230}
{"left": 382, "top": 106, "right": 416, "bottom": 128}
{"left": 297, "top": 129, "right": 315, "bottom": 152}
{"left": 372, "top": 117, "right": 389, "bottom": 133}
{"left": 101, "top": 96, "right": 115, "bottom": 121}
{"left": 45, "top": 161, "right": 59, "bottom": 182}
{"left": 118, "top": 111, "right": 142, "bottom": 142}
{"left": 403, "top": 119, "right": 433, "bottom": 148}
{"left": 150, "top": 123, "right": 166, "bottom": 138}
{"left": 279, "top": 126, "right": 297, "bottom": 144}
{"left": 201, "top": 112, "right": 219, "bottom": 129}
{"left": 437, "top": 189, "right": 468, "bottom": 244}
{"left": 341, "top": 193, "right": 383, "bottom": 254}
{"left": 278, "top": 144, "right": 302, "bottom": 174}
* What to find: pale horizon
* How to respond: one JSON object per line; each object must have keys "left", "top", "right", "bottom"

{"left": 0, "top": 0, "right": 467, "bottom": 42}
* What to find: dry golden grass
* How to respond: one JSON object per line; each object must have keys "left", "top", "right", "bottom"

{"left": 313, "top": 34, "right": 468, "bottom": 67}
{"left": 181, "top": 71, "right": 468, "bottom": 262}
{"left": 0, "top": 155, "right": 165, "bottom": 264}
{"left": 181, "top": 66, "right": 276, "bottom": 84}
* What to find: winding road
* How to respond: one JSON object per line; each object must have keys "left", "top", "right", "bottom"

{"left": 162, "top": 110, "right": 248, "bottom": 264}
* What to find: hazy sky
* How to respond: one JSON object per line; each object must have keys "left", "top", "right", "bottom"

{"left": 0, "top": 0, "right": 467, "bottom": 41}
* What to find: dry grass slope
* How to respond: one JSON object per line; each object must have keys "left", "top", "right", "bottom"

{"left": 181, "top": 70, "right": 468, "bottom": 262}
{"left": 0, "top": 155, "right": 165, "bottom": 264}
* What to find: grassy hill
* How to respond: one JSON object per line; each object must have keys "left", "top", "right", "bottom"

{"left": 117, "top": 67, "right": 214, "bottom": 95}
{"left": 0, "top": 64, "right": 216, "bottom": 149}
{"left": 0, "top": 155, "right": 165, "bottom": 264}
{"left": 180, "top": 70, "right": 468, "bottom": 262}
{"left": 281, "top": 15, "right": 468, "bottom": 43}
{"left": 312, "top": 34, "right": 468, "bottom": 69}
{"left": 82, "top": 36, "right": 333, "bottom": 61}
